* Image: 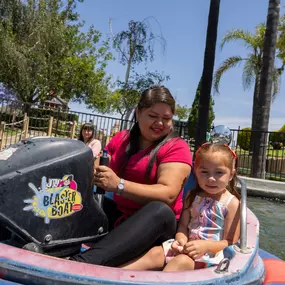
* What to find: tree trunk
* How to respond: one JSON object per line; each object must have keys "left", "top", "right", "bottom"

{"left": 125, "top": 55, "right": 132, "bottom": 84}
{"left": 251, "top": 0, "right": 280, "bottom": 178}
{"left": 122, "top": 53, "right": 134, "bottom": 128}
{"left": 195, "top": 0, "right": 221, "bottom": 150}
{"left": 23, "top": 102, "right": 31, "bottom": 115}
{"left": 123, "top": 108, "right": 134, "bottom": 129}
{"left": 249, "top": 72, "right": 260, "bottom": 157}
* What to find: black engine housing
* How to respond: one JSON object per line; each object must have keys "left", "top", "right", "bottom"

{"left": 0, "top": 137, "right": 108, "bottom": 256}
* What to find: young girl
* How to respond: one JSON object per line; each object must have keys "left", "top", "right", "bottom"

{"left": 120, "top": 143, "right": 240, "bottom": 272}
{"left": 78, "top": 123, "right": 102, "bottom": 158}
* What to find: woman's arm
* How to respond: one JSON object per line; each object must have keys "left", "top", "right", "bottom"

{"left": 119, "top": 162, "right": 191, "bottom": 205}
{"left": 95, "top": 162, "right": 191, "bottom": 205}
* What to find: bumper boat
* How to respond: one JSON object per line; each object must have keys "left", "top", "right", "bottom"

{"left": 0, "top": 126, "right": 284, "bottom": 285}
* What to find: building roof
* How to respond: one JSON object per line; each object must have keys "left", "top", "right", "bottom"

{"left": 45, "top": 96, "right": 68, "bottom": 106}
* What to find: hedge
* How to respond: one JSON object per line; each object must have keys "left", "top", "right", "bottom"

{"left": 269, "top": 124, "right": 285, "bottom": 150}
{"left": 237, "top": 127, "right": 251, "bottom": 151}
{"left": 0, "top": 107, "right": 78, "bottom": 128}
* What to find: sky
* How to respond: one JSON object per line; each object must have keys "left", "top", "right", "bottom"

{"left": 69, "top": 0, "right": 285, "bottom": 131}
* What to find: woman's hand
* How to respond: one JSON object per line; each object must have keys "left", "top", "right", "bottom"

{"left": 94, "top": 165, "right": 120, "bottom": 192}
{"left": 183, "top": 240, "right": 209, "bottom": 259}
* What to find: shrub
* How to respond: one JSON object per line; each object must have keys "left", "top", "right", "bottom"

{"left": 0, "top": 107, "right": 79, "bottom": 133}
{"left": 269, "top": 124, "right": 285, "bottom": 150}
{"left": 237, "top": 127, "right": 251, "bottom": 151}
{"left": 54, "top": 120, "right": 71, "bottom": 137}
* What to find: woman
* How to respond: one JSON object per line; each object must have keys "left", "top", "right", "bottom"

{"left": 70, "top": 86, "right": 192, "bottom": 266}
{"left": 78, "top": 123, "right": 102, "bottom": 158}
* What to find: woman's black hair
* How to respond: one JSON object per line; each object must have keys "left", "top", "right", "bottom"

{"left": 78, "top": 123, "right": 95, "bottom": 144}
{"left": 119, "top": 86, "right": 179, "bottom": 180}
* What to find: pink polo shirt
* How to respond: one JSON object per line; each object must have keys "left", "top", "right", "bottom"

{"left": 106, "top": 130, "right": 192, "bottom": 220}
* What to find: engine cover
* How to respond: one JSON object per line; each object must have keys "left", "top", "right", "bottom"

{"left": 0, "top": 137, "right": 108, "bottom": 256}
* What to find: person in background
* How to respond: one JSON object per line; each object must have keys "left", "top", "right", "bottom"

{"left": 78, "top": 123, "right": 102, "bottom": 159}
{"left": 120, "top": 143, "right": 240, "bottom": 272}
{"left": 70, "top": 86, "right": 192, "bottom": 267}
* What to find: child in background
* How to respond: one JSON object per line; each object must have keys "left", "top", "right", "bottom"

{"left": 78, "top": 123, "right": 101, "bottom": 158}
{"left": 120, "top": 143, "right": 240, "bottom": 272}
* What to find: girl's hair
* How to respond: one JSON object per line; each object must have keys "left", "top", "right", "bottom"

{"left": 184, "top": 143, "right": 240, "bottom": 209}
{"left": 120, "top": 86, "right": 179, "bottom": 179}
{"left": 78, "top": 123, "right": 95, "bottom": 144}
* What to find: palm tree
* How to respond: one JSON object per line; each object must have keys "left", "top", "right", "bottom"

{"left": 195, "top": 0, "right": 221, "bottom": 149}
{"left": 213, "top": 24, "right": 282, "bottom": 136}
{"left": 251, "top": 0, "right": 280, "bottom": 178}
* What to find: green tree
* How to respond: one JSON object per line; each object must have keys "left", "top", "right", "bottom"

{"left": 106, "top": 88, "right": 140, "bottom": 119}
{"left": 176, "top": 104, "right": 191, "bottom": 121}
{"left": 237, "top": 127, "right": 252, "bottom": 151}
{"left": 188, "top": 79, "right": 215, "bottom": 139}
{"left": 252, "top": 0, "right": 280, "bottom": 178}
{"left": 111, "top": 19, "right": 166, "bottom": 121}
{"left": 86, "top": 70, "right": 169, "bottom": 118}
{"left": 0, "top": 0, "right": 112, "bottom": 106}
{"left": 214, "top": 23, "right": 282, "bottom": 138}
{"left": 195, "top": 0, "right": 220, "bottom": 149}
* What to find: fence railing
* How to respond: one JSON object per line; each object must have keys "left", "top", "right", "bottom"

{"left": 0, "top": 99, "right": 187, "bottom": 150}
{"left": 230, "top": 128, "right": 285, "bottom": 181}
{"left": 0, "top": 99, "right": 284, "bottom": 181}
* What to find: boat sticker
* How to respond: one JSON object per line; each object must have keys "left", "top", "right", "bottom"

{"left": 23, "top": 175, "right": 83, "bottom": 224}
{"left": 0, "top": 147, "right": 17, "bottom": 160}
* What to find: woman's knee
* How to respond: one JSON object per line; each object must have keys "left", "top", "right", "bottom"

{"left": 144, "top": 201, "right": 175, "bottom": 220}
{"left": 142, "top": 201, "right": 177, "bottom": 237}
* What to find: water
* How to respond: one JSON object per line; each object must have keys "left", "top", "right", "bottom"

{"left": 247, "top": 196, "right": 285, "bottom": 260}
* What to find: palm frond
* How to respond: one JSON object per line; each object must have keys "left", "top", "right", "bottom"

{"left": 213, "top": 56, "right": 244, "bottom": 94}
{"left": 278, "top": 14, "right": 285, "bottom": 29}
{"left": 242, "top": 54, "right": 258, "bottom": 90}
{"left": 272, "top": 67, "right": 282, "bottom": 101}
{"left": 254, "top": 24, "right": 266, "bottom": 48}
{"left": 221, "top": 24, "right": 266, "bottom": 52}
{"left": 220, "top": 29, "right": 255, "bottom": 50}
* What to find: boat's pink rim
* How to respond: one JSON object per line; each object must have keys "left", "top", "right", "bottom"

{"left": 0, "top": 209, "right": 260, "bottom": 283}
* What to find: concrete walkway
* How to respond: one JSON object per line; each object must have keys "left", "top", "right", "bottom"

{"left": 238, "top": 176, "right": 285, "bottom": 200}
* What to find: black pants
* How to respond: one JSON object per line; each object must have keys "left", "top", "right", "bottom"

{"left": 70, "top": 199, "right": 177, "bottom": 267}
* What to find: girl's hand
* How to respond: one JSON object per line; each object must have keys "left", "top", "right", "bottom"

{"left": 171, "top": 240, "right": 185, "bottom": 253}
{"left": 183, "top": 240, "right": 209, "bottom": 259}
{"left": 94, "top": 165, "right": 120, "bottom": 192}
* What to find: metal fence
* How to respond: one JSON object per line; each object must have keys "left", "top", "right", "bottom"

{"left": 0, "top": 98, "right": 187, "bottom": 149}
{"left": 0, "top": 99, "right": 284, "bottom": 181}
{"left": 229, "top": 128, "right": 285, "bottom": 181}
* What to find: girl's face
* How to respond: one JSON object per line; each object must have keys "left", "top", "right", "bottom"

{"left": 194, "top": 152, "right": 235, "bottom": 196}
{"left": 82, "top": 127, "right": 93, "bottom": 141}
{"left": 136, "top": 103, "right": 173, "bottom": 143}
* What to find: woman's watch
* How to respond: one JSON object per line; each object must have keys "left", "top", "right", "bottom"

{"left": 117, "top": 178, "right": 125, "bottom": 195}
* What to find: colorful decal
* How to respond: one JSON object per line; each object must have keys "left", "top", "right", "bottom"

{"left": 23, "top": 175, "right": 83, "bottom": 224}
